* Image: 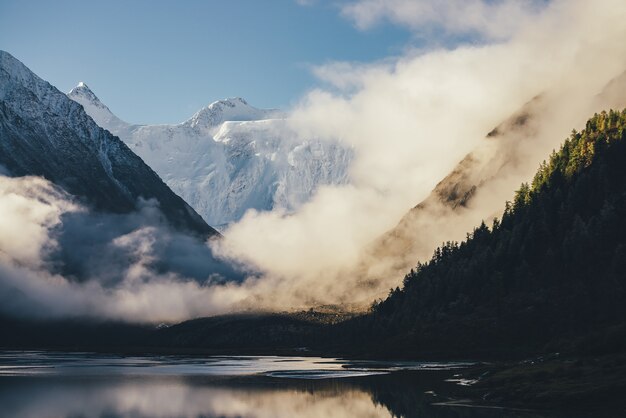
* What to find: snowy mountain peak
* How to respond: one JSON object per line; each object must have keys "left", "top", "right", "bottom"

{"left": 220, "top": 97, "right": 248, "bottom": 106}
{"left": 185, "top": 97, "right": 282, "bottom": 131}
{"left": 68, "top": 82, "right": 104, "bottom": 108}
{"left": 64, "top": 73, "right": 352, "bottom": 228}
{"left": 207, "top": 97, "right": 250, "bottom": 110}
{"left": 68, "top": 81, "right": 134, "bottom": 135}
{"left": 71, "top": 81, "right": 92, "bottom": 94}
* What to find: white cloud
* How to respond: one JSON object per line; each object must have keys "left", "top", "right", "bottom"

{"left": 214, "top": 0, "right": 626, "bottom": 310}
{"left": 0, "top": 175, "right": 250, "bottom": 323}
{"left": 2, "top": 0, "right": 625, "bottom": 322}
{"left": 340, "top": 0, "right": 547, "bottom": 40}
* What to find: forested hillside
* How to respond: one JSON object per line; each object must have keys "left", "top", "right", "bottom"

{"left": 339, "top": 109, "right": 626, "bottom": 357}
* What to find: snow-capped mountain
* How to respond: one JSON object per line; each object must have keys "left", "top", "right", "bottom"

{"left": 0, "top": 50, "right": 217, "bottom": 237}
{"left": 68, "top": 84, "right": 352, "bottom": 229}
{"left": 67, "top": 82, "right": 137, "bottom": 138}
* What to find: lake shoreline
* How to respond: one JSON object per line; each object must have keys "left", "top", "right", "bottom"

{"left": 1, "top": 347, "right": 625, "bottom": 416}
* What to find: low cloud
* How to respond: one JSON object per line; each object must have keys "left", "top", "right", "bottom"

{"left": 2, "top": 0, "right": 626, "bottom": 322}
{"left": 0, "top": 175, "right": 250, "bottom": 323}
{"left": 215, "top": 0, "right": 626, "bottom": 310}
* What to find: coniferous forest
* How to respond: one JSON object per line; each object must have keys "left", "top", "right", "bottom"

{"left": 336, "top": 109, "right": 626, "bottom": 358}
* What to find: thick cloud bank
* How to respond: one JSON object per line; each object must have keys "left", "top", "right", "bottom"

{"left": 2, "top": 0, "right": 625, "bottom": 322}
{"left": 214, "top": 0, "right": 626, "bottom": 309}
{"left": 0, "top": 175, "right": 249, "bottom": 323}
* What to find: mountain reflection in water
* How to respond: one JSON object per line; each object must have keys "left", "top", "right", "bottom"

{"left": 0, "top": 351, "right": 562, "bottom": 418}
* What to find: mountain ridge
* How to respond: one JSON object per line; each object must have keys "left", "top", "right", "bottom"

{"left": 347, "top": 69, "right": 626, "bottom": 302}
{"left": 68, "top": 82, "right": 353, "bottom": 228}
{"left": 0, "top": 50, "right": 218, "bottom": 238}
{"left": 343, "top": 109, "right": 626, "bottom": 357}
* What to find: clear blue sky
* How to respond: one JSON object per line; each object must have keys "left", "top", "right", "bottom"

{"left": 0, "top": 0, "right": 411, "bottom": 124}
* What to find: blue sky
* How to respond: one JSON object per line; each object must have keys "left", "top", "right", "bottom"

{"left": 0, "top": 0, "right": 412, "bottom": 124}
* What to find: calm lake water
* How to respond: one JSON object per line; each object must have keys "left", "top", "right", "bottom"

{"left": 0, "top": 351, "right": 587, "bottom": 418}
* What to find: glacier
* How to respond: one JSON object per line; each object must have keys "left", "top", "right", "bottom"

{"left": 68, "top": 84, "right": 353, "bottom": 229}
